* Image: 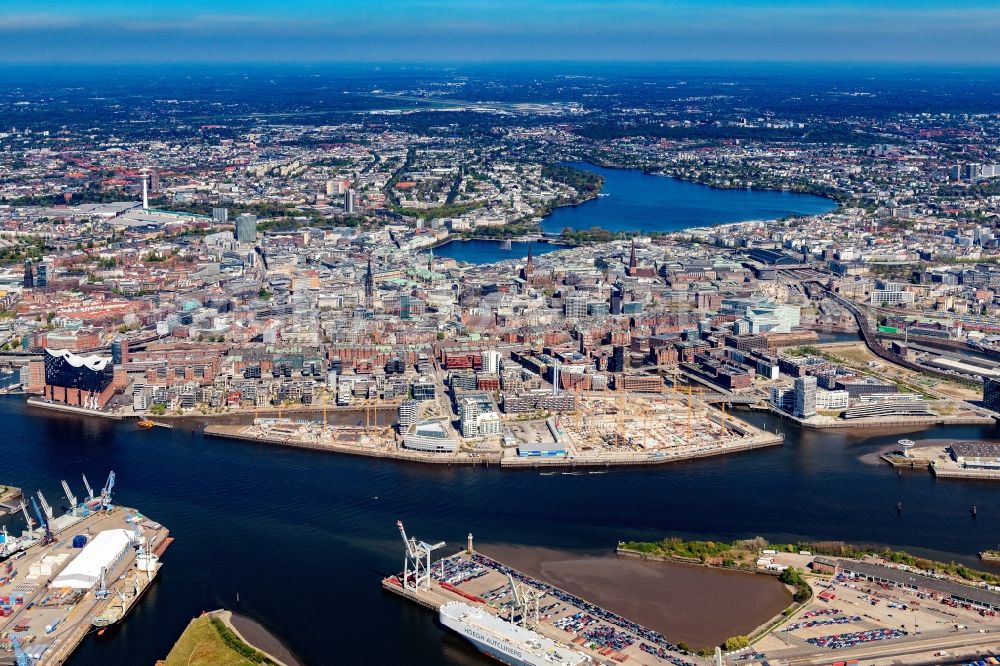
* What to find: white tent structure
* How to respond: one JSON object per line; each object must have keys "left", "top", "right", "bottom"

{"left": 49, "top": 529, "right": 131, "bottom": 589}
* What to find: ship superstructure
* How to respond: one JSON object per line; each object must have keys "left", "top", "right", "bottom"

{"left": 439, "top": 601, "right": 589, "bottom": 666}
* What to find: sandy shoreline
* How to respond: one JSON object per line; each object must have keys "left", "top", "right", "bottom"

{"left": 228, "top": 612, "right": 304, "bottom": 666}
{"left": 480, "top": 543, "right": 791, "bottom": 649}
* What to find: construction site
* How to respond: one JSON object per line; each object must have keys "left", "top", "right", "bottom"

{"left": 502, "top": 385, "right": 782, "bottom": 468}
{"left": 201, "top": 398, "right": 448, "bottom": 462}
{"left": 382, "top": 522, "right": 706, "bottom": 666}
{"left": 0, "top": 473, "right": 170, "bottom": 666}
{"left": 202, "top": 379, "right": 783, "bottom": 469}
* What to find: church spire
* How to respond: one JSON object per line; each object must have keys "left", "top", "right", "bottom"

{"left": 521, "top": 243, "right": 534, "bottom": 281}
{"left": 629, "top": 238, "right": 637, "bottom": 269}
{"left": 364, "top": 255, "right": 374, "bottom": 309}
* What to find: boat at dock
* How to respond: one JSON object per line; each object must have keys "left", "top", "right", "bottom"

{"left": 979, "top": 550, "right": 1000, "bottom": 563}
{"left": 92, "top": 551, "right": 162, "bottom": 627}
{"left": 137, "top": 419, "right": 173, "bottom": 430}
{"left": 0, "top": 525, "right": 38, "bottom": 561}
{"left": 439, "top": 601, "right": 589, "bottom": 666}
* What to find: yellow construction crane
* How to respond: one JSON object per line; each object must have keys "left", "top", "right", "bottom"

{"left": 574, "top": 382, "right": 582, "bottom": 431}
{"left": 686, "top": 385, "right": 693, "bottom": 439}
{"left": 617, "top": 392, "right": 626, "bottom": 446}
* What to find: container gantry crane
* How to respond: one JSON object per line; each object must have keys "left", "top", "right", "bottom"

{"left": 396, "top": 520, "right": 444, "bottom": 591}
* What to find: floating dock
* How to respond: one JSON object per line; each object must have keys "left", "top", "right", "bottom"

{"left": 0, "top": 486, "right": 23, "bottom": 517}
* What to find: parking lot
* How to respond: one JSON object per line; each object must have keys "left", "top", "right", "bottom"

{"left": 754, "top": 572, "right": 999, "bottom": 663}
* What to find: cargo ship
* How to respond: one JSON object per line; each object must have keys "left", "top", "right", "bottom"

{"left": 0, "top": 525, "right": 38, "bottom": 561}
{"left": 438, "top": 601, "right": 590, "bottom": 666}
{"left": 92, "top": 551, "right": 162, "bottom": 627}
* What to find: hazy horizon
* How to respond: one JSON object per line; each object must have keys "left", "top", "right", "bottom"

{"left": 2, "top": 1, "right": 999, "bottom": 64}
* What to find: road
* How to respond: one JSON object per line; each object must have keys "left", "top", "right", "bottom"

{"left": 778, "top": 630, "right": 1000, "bottom": 666}
{"left": 805, "top": 281, "right": 981, "bottom": 386}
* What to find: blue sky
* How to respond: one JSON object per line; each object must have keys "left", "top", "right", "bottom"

{"left": 1, "top": 1, "right": 999, "bottom": 63}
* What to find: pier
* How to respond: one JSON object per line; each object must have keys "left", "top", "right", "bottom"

{"left": 25, "top": 398, "right": 123, "bottom": 420}
{"left": 382, "top": 524, "right": 702, "bottom": 666}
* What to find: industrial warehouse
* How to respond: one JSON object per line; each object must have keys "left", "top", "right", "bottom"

{"left": 836, "top": 559, "right": 1000, "bottom": 611}
{"left": 50, "top": 529, "right": 132, "bottom": 589}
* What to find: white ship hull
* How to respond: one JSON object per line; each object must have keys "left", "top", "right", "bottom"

{"left": 439, "top": 602, "right": 588, "bottom": 666}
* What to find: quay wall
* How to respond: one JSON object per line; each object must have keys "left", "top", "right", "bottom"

{"left": 932, "top": 465, "right": 1000, "bottom": 481}
{"left": 203, "top": 425, "right": 500, "bottom": 466}
{"left": 500, "top": 434, "right": 783, "bottom": 469}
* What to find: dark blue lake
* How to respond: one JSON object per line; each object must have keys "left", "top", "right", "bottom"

{"left": 434, "top": 164, "right": 836, "bottom": 263}
{"left": 1, "top": 397, "right": 998, "bottom": 665}
{"left": 543, "top": 163, "right": 837, "bottom": 234}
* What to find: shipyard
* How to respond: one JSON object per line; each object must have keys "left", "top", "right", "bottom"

{"left": 0, "top": 473, "right": 169, "bottom": 666}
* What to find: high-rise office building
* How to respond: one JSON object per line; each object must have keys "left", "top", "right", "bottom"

{"left": 344, "top": 189, "right": 357, "bottom": 214}
{"left": 481, "top": 349, "right": 501, "bottom": 375}
{"left": 397, "top": 399, "right": 419, "bottom": 430}
{"left": 110, "top": 335, "right": 129, "bottom": 366}
{"left": 609, "top": 346, "right": 626, "bottom": 373}
{"left": 22, "top": 259, "right": 33, "bottom": 289}
{"left": 794, "top": 375, "right": 817, "bottom": 418}
{"left": 213, "top": 207, "right": 229, "bottom": 224}
{"left": 235, "top": 214, "right": 257, "bottom": 243}
{"left": 984, "top": 377, "right": 1000, "bottom": 412}
{"left": 35, "top": 262, "right": 47, "bottom": 288}
{"left": 610, "top": 285, "right": 623, "bottom": 315}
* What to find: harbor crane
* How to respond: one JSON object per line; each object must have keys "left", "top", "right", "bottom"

{"left": 12, "top": 632, "right": 32, "bottom": 666}
{"left": 397, "top": 520, "right": 444, "bottom": 591}
{"left": 31, "top": 496, "right": 52, "bottom": 543}
{"left": 99, "top": 471, "right": 116, "bottom": 510}
{"left": 19, "top": 501, "right": 35, "bottom": 532}
{"left": 96, "top": 567, "right": 109, "bottom": 599}
{"left": 129, "top": 514, "right": 147, "bottom": 549}
{"left": 82, "top": 473, "right": 95, "bottom": 502}
{"left": 505, "top": 573, "right": 540, "bottom": 629}
{"left": 61, "top": 479, "right": 78, "bottom": 514}
{"left": 36, "top": 490, "right": 54, "bottom": 522}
